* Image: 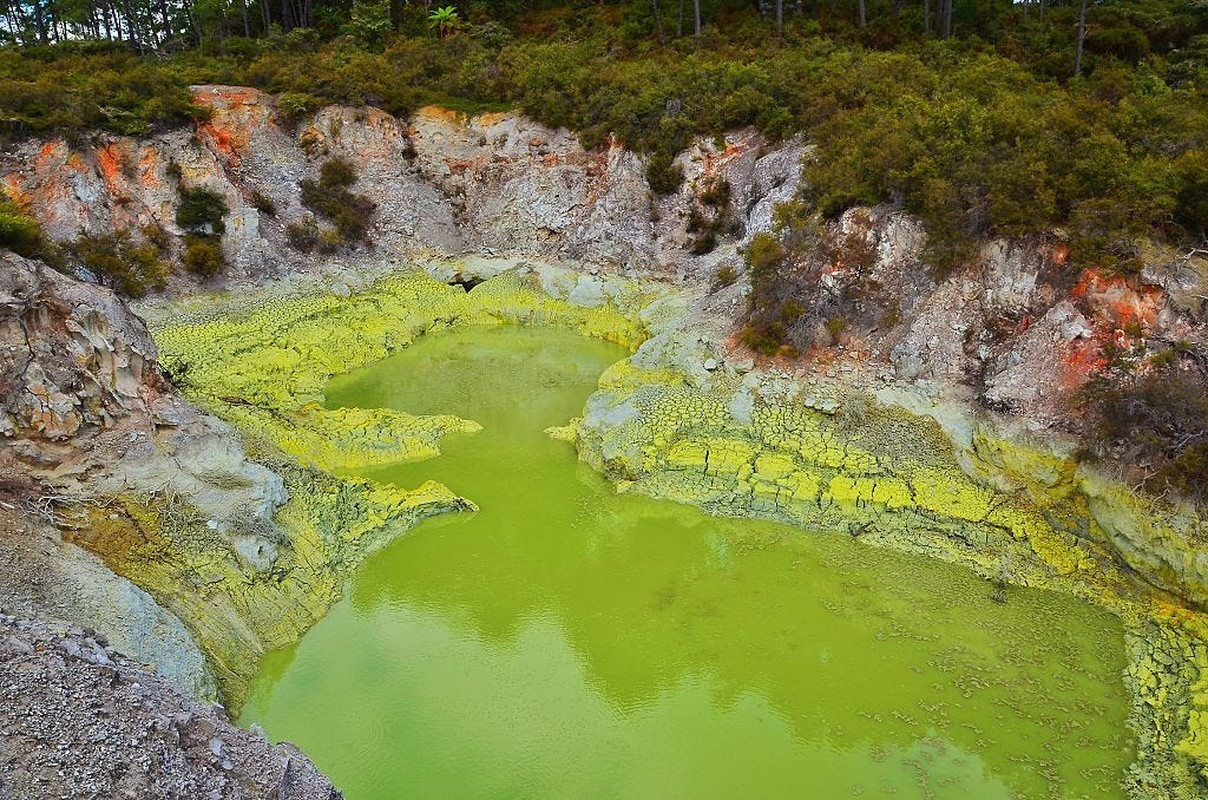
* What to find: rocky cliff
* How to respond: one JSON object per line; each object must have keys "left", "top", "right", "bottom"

{"left": 5, "top": 86, "right": 1204, "bottom": 429}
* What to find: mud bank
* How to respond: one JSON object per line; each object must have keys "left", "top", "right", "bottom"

{"left": 140, "top": 263, "right": 1208, "bottom": 798}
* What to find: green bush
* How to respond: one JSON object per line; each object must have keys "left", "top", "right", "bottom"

{"left": 0, "top": 196, "right": 43, "bottom": 256}
{"left": 1081, "top": 352, "right": 1208, "bottom": 503}
{"left": 713, "top": 264, "right": 737, "bottom": 288}
{"left": 181, "top": 234, "right": 226, "bottom": 277}
{"left": 286, "top": 216, "right": 321, "bottom": 252}
{"left": 645, "top": 152, "right": 684, "bottom": 195}
{"left": 249, "top": 190, "right": 278, "bottom": 216}
{"left": 299, "top": 157, "right": 376, "bottom": 244}
{"left": 176, "top": 186, "right": 229, "bottom": 235}
{"left": 70, "top": 231, "right": 167, "bottom": 298}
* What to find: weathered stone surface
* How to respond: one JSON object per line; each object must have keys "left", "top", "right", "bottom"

{"left": 0, "top": 252, "right": 165, "bottom": 439}
{"left": 0, "top": 615, "right": 341, "bottom": 799}
{"left": 0, "top": 505, "right": 214, "bottom": 700}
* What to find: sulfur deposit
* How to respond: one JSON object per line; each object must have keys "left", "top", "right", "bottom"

{"left": 138, "top": 262, "right": 1207, "bottom": 797}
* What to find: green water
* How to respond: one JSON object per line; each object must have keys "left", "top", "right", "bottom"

{"left": 241, "top": 325, "right": 1133, "bottom": 799}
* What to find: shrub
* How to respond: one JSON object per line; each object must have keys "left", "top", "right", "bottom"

{"left": 713, "top": 264, "right": 737, "bottom": 288}
{"left": 745, "top": 232, "right": 787, "bottom": 291}
{"left": 249, "top": 190, "right": 277, "bottom": 216}
{"left": 689, "top": 230, "right": 717, "bottom": 255}
{"left": 319, "top": 157, "right": 357, "bottom": 188}
{"left": 825, "top": 315, "right": 847, "bottom": 344}
{"left": 299, "top": 158, "right": 376, "bottom": 244}
{"left": 176, "top": 186, "right": 228, "bottom": 235}
{"left": 181, "top": 234, "right": 225, "bottom": 277}
{"left": 286, "top": 216, "right": 320, "bottom": 252}
{"left": 646, "top": 152, "right": 684, "bottom": 195}
{"left": 0, "top": 196, "right": 43, "bottom": 256}
{"left": 698, "top": 176, "right": 730, "bottom": 210}
{"left": 70, "top": 230, "right": 167, "bottom": 298}
{"left": 1080, "top": 347, "right": 1208, "bottom": 502}
{"left": 740, "top": 322, "right": 787, "bottom": 356}
{"left": 276, "top": 92, "right": 323, "bottom": 123}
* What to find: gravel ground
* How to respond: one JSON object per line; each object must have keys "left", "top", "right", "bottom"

{"left": 0, "top": 616, "right": 341, "bottom": 799}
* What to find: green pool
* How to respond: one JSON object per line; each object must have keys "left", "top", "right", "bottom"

{"left": 241, "top": 324, "right": 1132, "bottom": 799}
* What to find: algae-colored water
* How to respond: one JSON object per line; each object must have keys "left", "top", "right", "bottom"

{"left": 241, "top": 324, "right": 1132, "bottom": 799}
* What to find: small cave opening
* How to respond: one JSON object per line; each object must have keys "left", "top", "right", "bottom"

{"left": 448, "top": 275, "right": 484, "bottom": 291}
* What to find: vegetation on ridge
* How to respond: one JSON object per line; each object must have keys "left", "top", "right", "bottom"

{"left": 0, "top": 1, "right": 1202, "bottom": 278}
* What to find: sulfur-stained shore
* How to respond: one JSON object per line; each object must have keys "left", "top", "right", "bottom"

{"left": 131, "top": 262, "right": 1207, "bottom": 798}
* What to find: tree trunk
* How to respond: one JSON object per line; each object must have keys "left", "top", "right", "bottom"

{"left": 1074, "top": 0, "right": 1089, "bottom": 76}
{"left": 924, "top": 0, "right": 930, "bottom": 34}
{"left": 33, "top": 0, "right": 48, "bottom": 44}
{"left": 858, "top": 0, "right": 865, "bottom": 27}
{"left": 693, "top": 0, "right": 701, "bottom": 34}
{"left": 776, "top": 0, "right": 783, "bottom": 35}
{"left": 158, "top": 0, "right": 173, "bottom": 44}
{"left": 651, "top": 0, "right": 665, "bottom": 43}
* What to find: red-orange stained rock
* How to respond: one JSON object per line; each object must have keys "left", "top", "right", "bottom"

{"left": 138, "top": 149, "right": 162, "bottom": 190}
{"left": 1059, "top": 337, "right": 1105, "bottom": 392}
{"left": 96, "top": 144, "right": 126, "bottom": 193}
{"left": 1053, "top": 241, "right": 1070, "bottom": 266}
{"left": 1072, "top": 269, "right": 1163, "bottom": 331}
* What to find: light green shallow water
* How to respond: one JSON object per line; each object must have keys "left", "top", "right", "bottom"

{"left": 241, "top": 324, "right": 1133, "bottom": 799}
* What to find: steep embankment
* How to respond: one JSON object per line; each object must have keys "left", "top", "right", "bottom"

{"left": 3, "top": 86, "right": 1208, "bottom": 797}
{"left": 4, "top": 85, "right": 1204, "bottom": 429}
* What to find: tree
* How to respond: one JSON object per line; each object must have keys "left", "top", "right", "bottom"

{"left": 427, "top": 4, "right": 460, "bottom": 38}
{"left": 935, "top": 0, "right": 952, "bottom": 39}
{"left": 693, "top": 0, "right": 700, "bottom": 34}
{"left": 1074, "top": 0, "right": 1090, "bottom": 77}
{"left": 651, "top": 0, "right": 664, "bottom": 43}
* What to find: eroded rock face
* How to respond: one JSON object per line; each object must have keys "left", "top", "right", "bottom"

{"left": 0, "top": 88, "right": 808, "bottom": 286}
{"left": 784, "top": 208, "right": 1207, "bottom": 429}
{"left": 0, "top": 253, "right": 166, "bottom": 440}
{"left": 0, "top": 251, "right": 304, "bottom": 703}
{"left": 0, "top": 615, "right": 341, "bottom": 800}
